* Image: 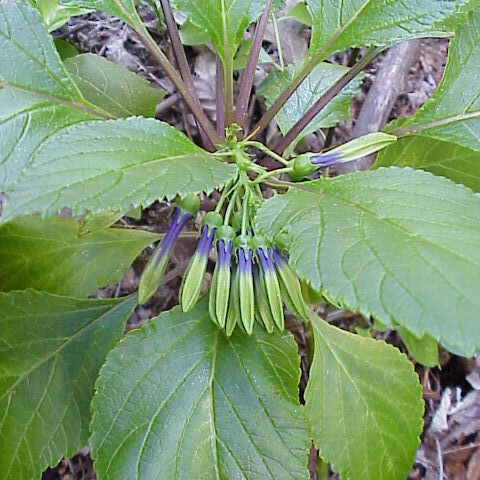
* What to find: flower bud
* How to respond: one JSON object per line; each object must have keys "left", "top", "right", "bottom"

{"left": 253, "top": 267, "right": 275, "bottom": 333}
{"left": 225, "top": 266, "right": 238, "bottom": 337}
{"left": 257, "top": 247, "right": 284, "bottom": 330}
{"left": 236, "top": 236, "right": 255, "bottom": 334}
{"left": 209, "top": 231, "right": 234, "bottom": 327}
{"left": 273, "top": 249, "right": 307, "bottom": 320}
{"left": 180, "top": 223, "right": 216, "bottom": 312}
{"left": 138, "top": 207, "right": 192, "bottom": 305}
{"left": 310, "top": 132, "right": 396, "bottom": 168}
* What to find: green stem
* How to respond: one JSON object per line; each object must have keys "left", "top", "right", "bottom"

{"left": 241, "top": 186, "right": 250, "bottom": 235}
{"left": 241, "top": 140, "right": 290, "bottom": 165}
{"left": 224, "top": 188, "right": 239, "bottom": 225}
{"left": 271, "top": 12, "right": 284, "bottom": 71}
{"left": 253, "top": 167, "right": 292, "bottom": 184}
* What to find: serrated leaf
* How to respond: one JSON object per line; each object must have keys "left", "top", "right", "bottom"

{"left": 2, "top": 117, "right": 237, "bottom": 222}
{"left": 305, "top": 311, "right": 423, "bottom": 480}
{"left": 374, "top": 136, "right": 480, "bottom": 192}
{"left": 0, "top": 3, "right": 103, "bottom": 191}
{"left": 263, "top": 61, "right": 362, "bottom": 149}
{"left": 0, "top": 216, "right": 159, "bottom": 297}
{"left": 90, "top": 297, "right": 310, "bottom": 479}
{"left": 64, "top": 54, "right": 166, "bottom": 118}
{"left": 173, "top": 0, "right": 265, "bottom": 68}
{"left": 256, "top": 167, "right": 480, "bottom": 356}
{"left": 385, "top": 5, "right": 480, "bottom": 152}
{"left": 54, "top": 38, "right": 79, "bottom": 60}
{"left": 307, "top": 0, "right": 467, "bottom": 60}
{"left": 0, "top": 290, "right": 135, "bottom": 480}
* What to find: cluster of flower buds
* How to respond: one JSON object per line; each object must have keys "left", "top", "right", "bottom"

{"left": 138, "top": 194, "right": 308, "bottom": 335}
{"left": 207, "top": 233, "right": 307, "bottom": 336}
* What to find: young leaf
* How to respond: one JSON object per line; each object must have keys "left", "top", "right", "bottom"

{"left": 1, "top": 117, "right": 237, "bottom": 223}
{"left": 0, "top": 3, "right": 102, "bottom": 190}
{"left": 0, "top": 216, "right": 160, "bottom": 297}
{"left": 375, "top": 136, "right": 480, "bottom": 192}
{"left": 305, "top": 311, "right": 424, "bottom": 480}
{"left": 173, "top": 0, "right": 267, "bottom": 67}
{"left": 307, "top": 0, "right": 467, "bottom": 60}
{"left": 0, "top": 290, "right": 136, "bottom": 480}
{"left": 64, "top": 54, "right": 166, "bottom": 118}
{"left": 90, "top": 297, "right": 310, "bottom": 479}
{"left": 263, "top": 61, "right": 362, "bottom": 149}
{"left": 256, "top": 167, "right": 480, "bottom": 356}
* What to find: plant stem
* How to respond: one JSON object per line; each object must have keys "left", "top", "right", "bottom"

{"left": 273, "top": 46, "right": 383, "bottom": 154}
{"left": 241, "top": 140, "right": 290, "bottom": 165}
{"left": 271, "top": 12, "right": 284, "bottom": 71}
{"left": 234, "top": 0, "right": 272, "bottom": 128}
{"left": 132, "top": 18, "right": 221, "bottom": 148}
{"left": 221, "top": 0, "right": 234, "bottom": 126}
{"left": 159, "top": 0, "right": 214, "bottom": 150}
{"left": 216, "top": 56, "right": 226, "bottom": 138}
{"left": 248, "top": 55, "right": 319, "bottom": 140}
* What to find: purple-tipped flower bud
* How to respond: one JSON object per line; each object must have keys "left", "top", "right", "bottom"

{"left": 253, "top": 266, "right": 275, "bottom": 333}
{"left": 138, "top": 207, "right": 192, "bottom": 305}
{"left": 257, "top": 247, "right": 284, "bottom": 330}
{"left": 180, "top": 224, "right": 216, "bottom": 312}
{"left": 235, "top": 236, "right": 255, "bottom": 334}
{"left": 310, "top": 151, "right": 341, "bottom": 168}
{"left": 273, "top": 249, "right": 307, "bottom": 320}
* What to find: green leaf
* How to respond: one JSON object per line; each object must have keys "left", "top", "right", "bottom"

{"left": 396, "top": 327, "right": 439, "bottom": 368}
{"left": 90, "top": 297, "right": 310, "bottom": 479}
{"left": 33, "top": 0, "right": 92, "bottom": 31}
{"left": 307, "top": 0, "right": 467, "bottom": 60}
{"left": 0, "top": 216, "right": 159, "bottom": 297}
{"left": 2, "top": 117, "right": 237, "bottom": 223}
{"left": 305, "top": 311, "right": 423, "bottom": 480}
{"left": 386, "top": 5, "right": 480, "bottom": 152}
{"left": 0, "top": 290, "right": 135, "bottom": 480}
{"left": 374, "top": 136, "right": 480, "bottom": 192}
{"left": 263, "top": 61, "right": 362, "bottom": 149}
{"left": 256, "top": 167, "right": 480, "bottom": 356}
{"left": 0, "top": 3, "right": 102, "bottom": 191}
{"left": 64, "top": 54, "right": 166, "bottom": 118}
{"left": 173, "top": 0, "right": 266, "bottom": 67}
